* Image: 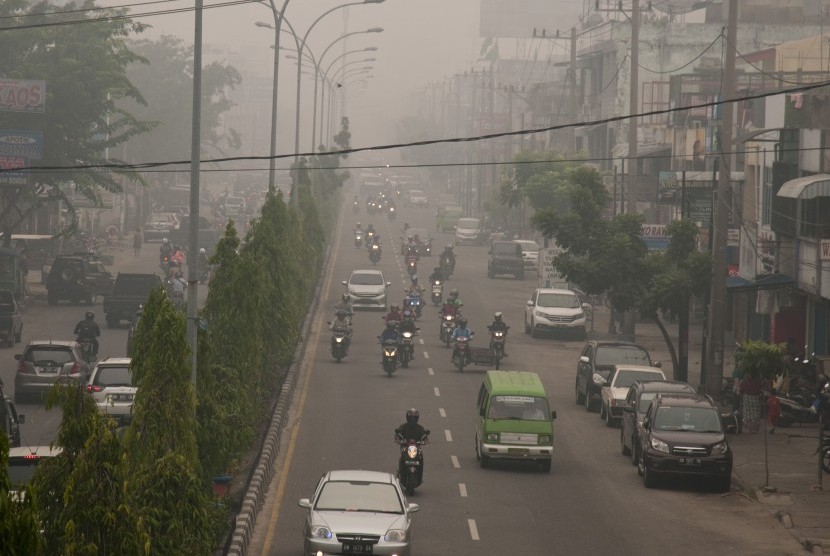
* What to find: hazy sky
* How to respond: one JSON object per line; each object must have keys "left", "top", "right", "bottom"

{"left": 102, "top": 0, "right": 584, "bottom": 156}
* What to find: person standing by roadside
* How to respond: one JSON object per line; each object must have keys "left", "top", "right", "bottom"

{"left": 132, "top": 228, "right": 143, "bottom": 256}
{"left": 19, "top": 246, "right": 30, "bottom": 297}
{"left": 739, "top": 373, "right": 763, "bottom": 433}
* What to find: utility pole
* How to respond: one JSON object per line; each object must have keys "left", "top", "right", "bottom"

{"left": 705, "top": 0, "right": 738, "bottom": 396}
{"left": 570, "top": 26, "right": 578, "bottom": 154}
{"left": 627, "top": 0, "right": 640, "bottom": 214}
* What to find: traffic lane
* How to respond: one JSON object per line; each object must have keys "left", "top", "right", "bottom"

{"left": 427, "top": 272, "right": 803, "bottom": 555}
{"left": 6, "top": 244, "right": 207, "bottom": 447}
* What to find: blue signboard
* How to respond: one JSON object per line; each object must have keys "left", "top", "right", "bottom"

{"left": 0, "top": 130, "right": 44, "bottom": 159}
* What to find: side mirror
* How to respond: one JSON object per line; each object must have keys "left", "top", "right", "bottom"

{"left": 407, "top": 503, "right": 420, "bottom": 513}
{"left": 526, "top": 300, "right": 534, "bottom": 307}
{"left": 550, "top": 410, "right": 557, "bottom": 420}
{"left": 579, "top": 355, "right": 590, "bottom": 364}
{"left": 14, "top": 354, "right": 21, "bottom": 361}
{"left": 341, "top": 280, "right": 347, "bottom": 286}
{"left": 386, "top": 282, "right": 392, "bottom": 287}
{"left": 652, "top": 361, "right": 662, "bottom": 368}
{"left": 479, "top": 406, "right": 486, "bottom": 417}
{"left": 17, "top": 414, "right": 25, "bottom": 424}
{"left": 581, "top": 303, "right": 591, "bottom": 310}
{"left": 298, "top": 498, "right": 311, "bottom": 509}
{"left": 642, "top": 417, "right": 651, "bottom": 430}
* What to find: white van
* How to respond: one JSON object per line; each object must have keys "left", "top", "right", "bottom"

{"left": 455, "top": 217, "right": 483, "bottom": 245}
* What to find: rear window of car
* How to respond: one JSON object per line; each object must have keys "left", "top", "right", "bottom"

{"left": 595, "top": 345, "right": 651, "bottom": 367}
{"left": 25, "top": 347, "right": 74, "bottom": 364}
{"left": 488, "top": 395, "right": 550, "bottom": 421}
{"left": 613, "top": 370, "right": 664, "bottom": 389}
{"left": 351, "top": 273, "right": 383, "bottom": 286}
{"left": 114, "top": 276, "right": 157, "bottom": 294}
{"left": 93, "top": 365, "right": 132, "bottom": 387}
{"left": 458, "top": 218, "right": 480, "bottom": 228}
{"left": 493, "top": 243, "right": 520, "bottom": 256}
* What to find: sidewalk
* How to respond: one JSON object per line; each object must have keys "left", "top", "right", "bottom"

{"left": 587, "top": 307, "right": 830, "bottom": 553}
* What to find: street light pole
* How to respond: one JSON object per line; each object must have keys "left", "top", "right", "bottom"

{"left": 291, "top": 0, "right": 385, "bottom": 205}
{"left": 187, "top": 0, "right": 203, "bottom": 385}
{"left": 320, "top": 46, "right": 377, "bottom": 143}
{"left": 263, "top": 0, "right": 290, "bottom": 192}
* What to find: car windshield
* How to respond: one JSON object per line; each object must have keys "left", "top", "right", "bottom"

{"left": 595, "top": 345, "right": 651, "bottom": 367}
{"left": 537, "top": 293, "right": 579, "bottom": 308}
{"left": 613, "top": 370, "right": 664, "bottom": 389}
{"left": 315, "top": 480, "right": 403, "bottom": 513}
{"left": 351, "top": 273, "right": 383, "bottom": 286}
{"left": 493, "top": 243, "right": 520, "bottom": 256}
{"left": 653, "top": 406, "right": 723, "bottom": 433}
{"left": 94, "top": 365, "right": 132, "bottom": 387}
{"left": 406, "top": 229, "right": 429, "bottom": 240}
{"left": 26, "top": 347, "right": 73, "bottom": 365}
{"left": 457, "top": 218, "right": 480, "bottom": 228}
{"left": 488, "top": 395, "right": 550, "bottom": 421}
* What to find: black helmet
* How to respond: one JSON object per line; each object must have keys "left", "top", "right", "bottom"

{"left": 335, "top": 308, "right": 348, "bottom": 318}
{"left": 406, "top": 408, "right": 420, "bottom": 425}
{"left": 342, "top": 293, "right": 350, "bottom": 303}
{"left": 85, "top": 311, "right": 95, "bottom": 320}
{"left": 449, "top": 289, "right": 459, "bottom": 299}
{"left": 457, "top": 317, "right": 468, "bottom": 328}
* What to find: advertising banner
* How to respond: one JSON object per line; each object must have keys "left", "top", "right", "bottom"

{"left": 0, "top": 156, "right": 29, "bottom": 187}
{"left": 0, "top": 79, "right": 46, "bottom": 113}
{"left": 0, "top": 130, "right": 44, "bottom": 159}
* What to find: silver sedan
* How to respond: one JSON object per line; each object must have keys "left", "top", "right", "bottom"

{"left": 298, "top": 469, "right": 419, "bottom": 556}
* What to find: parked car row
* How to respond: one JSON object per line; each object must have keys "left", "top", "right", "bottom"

{"left": 573, "top": 338, "right": 734, "bottom": 491}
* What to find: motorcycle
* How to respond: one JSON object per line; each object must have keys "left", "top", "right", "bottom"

{"left": 452, "top": 333, "right": 474, "bottom": 372}
{"left": 77, "top": 336, "right": 96, "bottom": 364}
{"left": 369, "top": 243, "right": 382, "bottom": 265}
{"left": 440, "top": 255, "right": 453, "bottom": 279}
{"left": 353, "top": 201, "right": 360, "bottom": 215}
{"left": 400, "top": 329, "right": 416, "bottom": 368}
{"left": 330, "top": 325, "right": 350, "bottom": 363}
{"left": 489, "top": 328, "right": 508, "bottom": 370}
{"left": 396, "top": 432, "right": 429, "bottom": 496}
{"left": 159, "top": 254, "right": 171, "bottom": 273}
{"left": 387, "top": 206, "right": 397, "bottom": 221}
{"left": 381, "top": 338, "right": 399, "bottom": 376}
{"left": 776, "top": 394, "right": 819, "bottom": 427}
{"left": 439, "top": 313, "right": 456, "bottom": 347}
{"left": 354, "top": 231, "right": 364, "bottom": 249}
{"left": 404, "top": 292, "right": 423, "bottom": 319}
{"left": 431, "top": 281, "right": 443, "bottom": 306}
{"left": 406, "top": 256, "right": 417, "bottom": 276}
{"left": 365, "top": 230, "right": 376, "bottom": 248}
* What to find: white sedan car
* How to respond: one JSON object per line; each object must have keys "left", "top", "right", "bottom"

{"left": 515, "top": 240, "right": 540, "bottom": 271}
{"left": 600, "top": 365, "right": 666, "bottom": 427}
{"left": 86, "top": 357, "right": 135, "bottom": 425}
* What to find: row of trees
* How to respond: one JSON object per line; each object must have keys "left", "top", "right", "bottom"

{"left": 1, "top": 186, "right": 327, "bottom": 554}
{"left": 493, "top": 151, "right": 712, "bottom": 382}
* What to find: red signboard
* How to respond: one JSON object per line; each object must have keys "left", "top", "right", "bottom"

{"left": 0, "top": 79, "right": 46, "bottom": 113}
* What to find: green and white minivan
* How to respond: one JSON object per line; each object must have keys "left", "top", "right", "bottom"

{"left": 475, "top": 370, "right": 556, "bottom": 472}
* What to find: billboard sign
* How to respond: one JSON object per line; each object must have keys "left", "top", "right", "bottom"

{"left": 0, "top": 79, "right": 46, "bottom": 113}
{"left": 0, "top": 156, "right": 30, "bottom": 187}
{"left": 641, "top": 224, "right": 669, "bottom": 250}
{"left": 0, "top": 130, "right": 43, "bottom": 159}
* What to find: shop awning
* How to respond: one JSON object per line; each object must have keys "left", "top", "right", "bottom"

{"left": 726, "top": 273, "right": 794, "bottom": 291}
{"left": 777, "top": 174, "right": 830, "bottom": 200}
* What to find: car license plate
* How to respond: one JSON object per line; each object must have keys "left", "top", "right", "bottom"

{"left": 36, "top": 366, "right": 57, "bottom": 374}
{"left": 508, "top": 448, "right": 529, "bottom": 454}
{"left": 680, "top": 457, "right": 701, "bottom": 467}
{"left": 110, "top": 394, "right": 134, "bottom": 403}
{"left": 343, "top": 542, "right": 373, "bottom": 554}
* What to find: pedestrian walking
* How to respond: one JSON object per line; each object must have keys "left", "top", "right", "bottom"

{"left": 739, "top": 374, "right": 763, "bottom": 433}
{"left": 766, "top": 388, "right": 781, "bottom": 434}
{"left": 19, "top": 246, "right": 30, "bottom": 296}
{"left": 132, "top": 228, "right": 143, "bottom": 256}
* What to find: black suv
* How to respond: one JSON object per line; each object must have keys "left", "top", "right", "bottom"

{"left": 46, "top": 254, "right": 113, "bottom": 305}
{"left": 487, "top": 240, "right": 524, "bottom": 280}
{"left": 621, "top": 380, "right": 696, "bottom": 465}
{"left": 575, "top": 341, "right": 659, "bottom": 412}
{"left": 1, "top": 379, "right": 23, "bottom": 448}
{"left": 637, "top": 394, "right": 733, "bottom": 492}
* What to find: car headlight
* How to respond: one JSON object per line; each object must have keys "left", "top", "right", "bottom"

{"left": 384, "top": 529, "right": 407, "bottom": 542}
{"left": 538, "top": 435, "right": 552, "bottom": 444}
{"left": 592, "top": 374, "right": 605, "bottom": 386}
{"left": 486, "top": 433, "right": 499, "bottom": 442}
{"left": 650, "top": 437, "right": 670, "bottom": 453}
{"left": 574, "top": 312, "right": 584, "bottom": 319}
{"left": 534, "top": 310, "right": 546, "bottom": 318}
{"left": 310, "top": 525, "right": 332, "bottom": 539}
{"left": 710, "top": 442, "right": 728, "bottom": 455}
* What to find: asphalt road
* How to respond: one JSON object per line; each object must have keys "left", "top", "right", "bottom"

{"left": 3, "top": 241, "right": 204, "bottom": 449}
{"left": 249, "top": 197, "right": 806, "bottom": 556}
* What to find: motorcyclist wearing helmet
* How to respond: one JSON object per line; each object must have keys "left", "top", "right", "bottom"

{"left": 441, "top": 289, "right": 462, "bottom": 317}
{"left": 429, "top": 266, "right": 444, "bottom": 284}
{"left": 385, "top": 304, "right": 403, "bottom": 325}
{"left": 329, "top": 308, "right": 352, "bottom": 349}
{"left": 74, "top": 311, "right": 101, "bottom": 358}
{"left": 399, "top": 310, "right": 418, "bottom": 360}
{"left": 159, "top": 237, "right": 173, "bottom": 260}
{"left": 355, "top": 222, "right": 362, "bottom": 232}
{"left": 335, "top": 292, "right": 353, "bottom": 318}
{"left": 441, "top": 244, "right": 456, "bottom": 272}
{"left": 379, "top": 321, "right": 401, "bottom": 362}
{"left": 451, "top": 316, "right": 473, "bottom": 363}
{"left": 197, "top": 247, "right": 209, "bottom": 271}
{"left": 406, "top": 275, "right": 425, "bottom": 297}
{"left": 395, "top": 408, "right": 429, "bottom": 481}
{"left": 487, "top": 311, "right": 510, "bottom": 356}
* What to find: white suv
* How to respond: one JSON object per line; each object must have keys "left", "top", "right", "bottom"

{"left": 86, "top": 357, "right": 135, "bottom": 425}
{"left": 342, "top": 270, "right": 391, "bottom": 310}
{"left": 524, "top": 288, "right": 589, "bottom": 339}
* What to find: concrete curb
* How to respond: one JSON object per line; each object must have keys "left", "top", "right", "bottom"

{"left": 224, "top": 238, "right": 335, "bottom": 556}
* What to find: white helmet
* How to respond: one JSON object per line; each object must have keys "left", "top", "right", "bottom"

{"left": 199, "top": 248, "right": 206, "bottom": 254}
{"left": 162, "top": 238, "right": 169, "bottom": 244}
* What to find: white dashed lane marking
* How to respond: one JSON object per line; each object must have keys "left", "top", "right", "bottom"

{"left": 468, "top": 519, "right": 480, "bottom": 541}
{"left": 427, "top": 367, "right": 434, "bottom": 376}
{"left": 459, "top": 483, "right": 468, "bottom": 498}
{"left": 444, "top": 429, "right": 453, "bottom": 442}
{"left": 439, "top": 407, "right": 446, "bottom": 417}
{"left": 419, "top": 338, "right": 425, "bottom": 345}
{"left": 423, "top": 352, "right": 430, "bottom": 359}
{"left": 451, "top": 455, "right": 460, "bottom": 469}
{"left": 433, "top": 387, "right": 440, "bottom": 397}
